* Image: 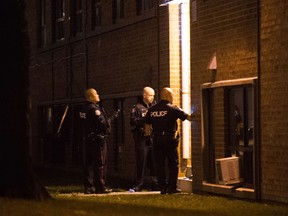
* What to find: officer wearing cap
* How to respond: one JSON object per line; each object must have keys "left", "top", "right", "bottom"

{"left": 79, "top": 88, "right": 112, "bottom": 194}
{"left": 144, "top": 87, "right": 192, "bottom": 194}
{"left": 130, "top": 86, "right": 158, "bottom": 191}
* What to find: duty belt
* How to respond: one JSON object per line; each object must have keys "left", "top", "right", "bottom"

{"left": 87, "top": 132, "right": 107, "bottom": 140}
{"left": 134, "top": 127, "right": 144, "bottom": 132}
{"left": 153, "top": 131, "right": 175, "bottom": 136}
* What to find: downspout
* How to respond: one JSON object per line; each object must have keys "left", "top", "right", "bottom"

{"left": 180, "top": 1, "right": 191, "bottom": 159}
{"left": 157, "top": 2, "right": 161, "bottom": 101}
{"left": 84, "top": 0, "right": 88, "bottom": 88}
{"left": 256, "top": 0, "right": 261, "bottom": 201}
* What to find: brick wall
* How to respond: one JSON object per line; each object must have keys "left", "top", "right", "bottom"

{"left": 191, "top": 0, "right": 288, "bottom": 204}
{"left": 260, "top": 0, "right": 288, "bottom": 204}
{"left": 25, "top": 0, "right": 173, "bottom": 184}
{"left": 191, "top": 0, "right": 258, "bottom": 189}
{"left": 213, "top": 88, "right": 226, "bottom": 160}
{"left": 24, "top": 0, "right": 288, "bottom": 203}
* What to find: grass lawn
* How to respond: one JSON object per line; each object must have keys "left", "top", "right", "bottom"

{"left": 0, "top": 168, "right": 287, "bottom": 216}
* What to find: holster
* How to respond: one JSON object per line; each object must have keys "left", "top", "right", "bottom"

{"left": 146, "top": 136, "right": 152, "bottom": 146}
{"left": 86, "top": 132, "right": 106, "bottom": 147}
{"left": 173, "top": 134, "right": 180, "bottom": 147}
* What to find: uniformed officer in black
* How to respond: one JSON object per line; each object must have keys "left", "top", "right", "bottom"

{"left": 130, "top": 86, "right": 158, "bottom": 191}
{"left": 144, "top": 87, "right": 192, "bottom": 194}
{"left": 80, "top": 88, "right": 111, "bottom": 194}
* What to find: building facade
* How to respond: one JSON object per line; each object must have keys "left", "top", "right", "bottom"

{"left": 26, "top": 0, "right": 190, "bottom": 183}
{"left": 25, "top": 0, "right": 288, "bottom": 204}
{"left": 190, "top": 0, "right": 288, "bottom": 204}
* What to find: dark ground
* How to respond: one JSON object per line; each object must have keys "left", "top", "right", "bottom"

{"left": 35, "top": 166, "right": 136, "bottom": 193}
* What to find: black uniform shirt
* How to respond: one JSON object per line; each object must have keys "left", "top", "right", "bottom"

{"left": 130, "top": 100, "right": 156, "bottom": 131}
{"left": 80, "top": 101, "right": 110, "bottom": 136}
{"left": 144, "top": 100, "right": 188, "bottom": 133}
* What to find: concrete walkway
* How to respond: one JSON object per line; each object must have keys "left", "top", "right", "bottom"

{"left": 57, "top": 190, "right": 191, "bottom": 197}
{"left": 57, "top": 191, "right": 161, "bottom": 197}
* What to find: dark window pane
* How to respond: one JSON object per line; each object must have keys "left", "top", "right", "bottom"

{"left": 92, "top": 0, "right": 102, "bottom": 29}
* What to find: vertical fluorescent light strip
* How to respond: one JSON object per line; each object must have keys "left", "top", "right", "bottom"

{"left": 180, "top": 1, "right": 191, "bottom": 159}
{"left": 163, "top": 0, "right": 191, "bottom": 159}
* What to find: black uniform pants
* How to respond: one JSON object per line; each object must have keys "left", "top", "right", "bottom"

{"left": 83, "top": 137, "right": 106, "bottom": 192}
{"left": 133, "top": 131, "right": 157, "bottom": 188}
{"left": 153, "top": 135, "right": 179, "bottom": 191}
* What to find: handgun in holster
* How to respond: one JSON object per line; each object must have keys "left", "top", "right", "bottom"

{"left": 173, "top": 132, "right": 181, "bottom": 147}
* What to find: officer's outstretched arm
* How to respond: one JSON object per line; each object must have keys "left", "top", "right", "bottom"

{"left": 187, "top": 108, "right": 201, "bottom": 121}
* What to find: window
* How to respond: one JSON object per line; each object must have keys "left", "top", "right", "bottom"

{"left": 53, "top": 0, "right": 65, "bottom": 41}
{"left": 40, "top": 0, "right": 47, "bottom": 47}
{"left": 228, "top": 86, "right": 254, "bottom": 185}
{"left": 201, "top": 79, "right": 256, "bottom": 189}
{"left": 112, "top": 0, "right": 124, "bottom": 23}
{"left": 71, "top": 0, "right": 83, "bottom": 35}
{"left": 136, "top": 0, "right": 156, "bottom": 15}
{"left": 92, "top": 0, "right": 102, "bottom": 29}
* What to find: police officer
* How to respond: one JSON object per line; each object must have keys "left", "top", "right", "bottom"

{"left": 144, "top": 87, "right": 192, "bottom": 194}
{"left": 130, "top": 86, "right": 158, "bottom": 191}
{"left": 79, "top": 88, "right": 112, "bottom": 194}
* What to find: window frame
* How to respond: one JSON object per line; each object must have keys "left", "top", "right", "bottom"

{"left": 71, "top": 0, "right": 83, "bottom": 36}
{"left": 201, "top": 77, "right": 258, "bottom": 189}
{"left": 40, "top": 0, "right": 47, "bottom": 47}
{"left": 53, "top": 0, "right": 66, "bottom": 42}
{"left": 91, "top": 0, "right": 102, "bottom": 30}
{"left": 136, "top": 0, "right": 156, "bottom": 15}
{"left": 112, "top": 0, "right": 124, "bottom": 23}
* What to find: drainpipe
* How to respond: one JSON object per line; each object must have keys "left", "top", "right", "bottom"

{"left": 180, "top": 1, "right": 191, "bottom": 159}
{"left": 256, "top": 0, "right": 261, "bottom": 201}
{"left": 84, "top": 0, "right": 88, "bottom": 88}
{"left": 157, "top": 1, "right": 161, "bottom": 100}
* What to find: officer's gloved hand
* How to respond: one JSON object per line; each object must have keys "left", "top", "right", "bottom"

{"left": 112, "top": 109, "right": 120, "bottom": 120}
